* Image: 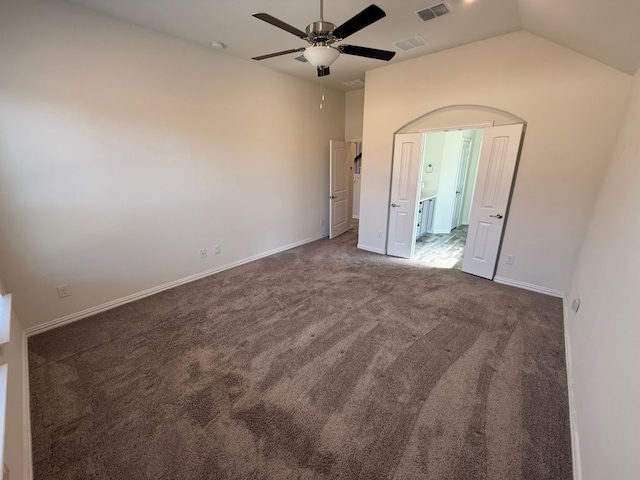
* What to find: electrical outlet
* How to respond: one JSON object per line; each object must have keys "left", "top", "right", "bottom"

{"left": 377, "top": 231, "right": 383, "bottom": 239}
{"left": 56, "top": 284, "right": 70, "bottom": 298}
{"left": 505, "top": 254, "right": 515, "bottom": 265}
{"left": 213, "top": 245, "right": 221, "bottom": 255}
{"left": 199, "top": 248, "right": 207, "bottom": 259}
{"left": 321, "top": 219, "right": 325, "bottom": 226}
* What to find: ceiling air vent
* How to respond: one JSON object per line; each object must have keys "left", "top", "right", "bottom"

{"left": 294, "top": 55, "right": 308, "bottom": 63}
{"left": 417, "top": 2, "right": 451, "bottom": 22}
{"left": 393, "top": 35, "right": 429, "bottom": 52}
{"left": 342, "top": 79, "right": 365, "bottom": 89}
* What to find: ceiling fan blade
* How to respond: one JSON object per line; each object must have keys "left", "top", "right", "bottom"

{"left": 252, "top": 13, "right": 308, "bottom": 39}
{"left": 252, "top": 47, "right": 306, "bottom": 61}
{"left": 332, "top": 5, "right": 386, "bottom": 40}
{"left": 338, "top": 44, "right": 396, "bottom": 61}
{"left": 317, "top": 67, "right": 330, "bottom": 77}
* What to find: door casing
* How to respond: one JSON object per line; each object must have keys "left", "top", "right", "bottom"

{"left": 385, "top": 123, "right": 525, "bottom": 280}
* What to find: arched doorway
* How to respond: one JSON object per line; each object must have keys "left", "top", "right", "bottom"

{"left": 387, "top": 105, "right": 526, "bottom": 279}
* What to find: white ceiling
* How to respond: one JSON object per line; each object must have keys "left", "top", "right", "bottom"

{"left": 63, "top": 0, "right": 640, "bottom": 90}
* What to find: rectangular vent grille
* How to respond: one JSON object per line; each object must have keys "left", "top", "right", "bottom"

{"left": 393, "top": 35, "right": 429, "bottom": 52}
{"left": 294, "top": 55, "right": 308, "bottom": 63}
{"left": 342, "top": 79, "right": 365, "bottom": 89}
{"left": 417, "top": 2, "right": 451, "bottom": 21}
{"left": 417, "top": 9, "right": 436, "bottom": 21}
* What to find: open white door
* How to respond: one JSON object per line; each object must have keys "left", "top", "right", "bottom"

{"left": 387, "top": 133, "right": 423, "bottom": 258}
{"left": 462, "top": 124, "right": 524, "bottom": 279}
{"left": 329, "top": 140, "right": 352, "bottom": 239}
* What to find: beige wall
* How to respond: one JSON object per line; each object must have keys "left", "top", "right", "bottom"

{"left": 345, "top": 89, "right": 364, "bottom": 141}
{"left": 421, "top": 132, "right": 446, "bottom": 194}
{"left": 564, "top": 69, "right": 640, "bottom": 480}
{"left": 0, "top": 0, "right": 345, "bottom": 329}
{"left": 359, "top": 31, "right": 631, "bottom": 293}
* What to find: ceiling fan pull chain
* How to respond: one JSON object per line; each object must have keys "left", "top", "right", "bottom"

{"left": 320, "top": 77, "right": 325, "bottom": 110}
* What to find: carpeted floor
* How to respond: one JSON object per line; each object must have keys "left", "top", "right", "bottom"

{"left": 28, "top": 226, "right": 573, "bottom": 480}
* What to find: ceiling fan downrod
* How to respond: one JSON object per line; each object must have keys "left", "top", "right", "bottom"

{"left": 307, "top": 0, "right": 335, "bottom": 45}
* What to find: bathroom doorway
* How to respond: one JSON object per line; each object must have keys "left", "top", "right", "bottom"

{"left": 413, "top": 128, "right": 483, "bottom": 268}
{"left": 387, "top": 123, "right": 524, "bottom": 279}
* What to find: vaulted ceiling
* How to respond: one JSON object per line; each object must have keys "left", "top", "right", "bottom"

{"left": 63, "top": 0, "right": 640, "bottom": 90}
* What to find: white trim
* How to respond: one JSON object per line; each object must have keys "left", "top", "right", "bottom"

{"left": 418, "top": 121, "right": 495, "bottom": 133}
{"left": 357, "top": 243, "right": 386, "bottom": 255}
{"left": 0, "top": 294, "right": 11, "bottom": 347}
{"left": 493, "top": 276, "right": 564, "bottom": 298}
{"left": 25, "top": 233, "right": 327, "bottom": 337}
{"left": 562, "top": 298, "right": 583, "bottom": 480}
{"left": 22, "top": 330, "right": 33, "bottom": 480}
{"left": 0, "top": 364, "right": 7, "bottom": 478}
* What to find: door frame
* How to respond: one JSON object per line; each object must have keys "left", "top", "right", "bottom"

{"left": 385, "top": 121, "right": 526, "bottom": 278}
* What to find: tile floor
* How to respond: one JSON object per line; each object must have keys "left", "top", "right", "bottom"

{"left": 414, "top": 225, "right": 468, "bottom": 269}
{"left": 349, "top": 219, "right": 467, "bottom": 270}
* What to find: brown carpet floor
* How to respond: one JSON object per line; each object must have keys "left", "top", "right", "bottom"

{"left": 28, "top": 226, "right": 573, "bottom": 480}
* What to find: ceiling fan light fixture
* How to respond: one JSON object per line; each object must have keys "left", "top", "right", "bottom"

{"left": 303, "top": 46, "right": 340, "bottom": 68}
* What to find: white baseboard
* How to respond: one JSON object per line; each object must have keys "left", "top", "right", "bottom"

{"left": 25, "top": 233, "right": 327, "bottom": 337}
{"left": 493, "top": 276, "right": 564, "bottom": 298}
{"left": 357, "top": 243, "right": 385, "bottom": 255}
{"left": 562, "top": 298, "right": 583, "bottom": 480}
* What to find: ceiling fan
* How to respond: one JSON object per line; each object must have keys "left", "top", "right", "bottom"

{"left": 251, "top": 0, "right": 396, "bottom": 77}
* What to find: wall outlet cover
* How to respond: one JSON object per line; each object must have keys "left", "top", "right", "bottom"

{"left": 56, "top": 284, "right": 70, "bottom": 298}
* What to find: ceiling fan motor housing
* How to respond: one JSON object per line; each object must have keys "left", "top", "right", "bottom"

{"left": 306, "top": 21, "right": 337, "bottom": 44}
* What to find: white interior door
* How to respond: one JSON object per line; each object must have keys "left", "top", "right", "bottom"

{"left": 387, "top": 133, "right": 423, "bottom": 258}
{"left": 462, "top": 124, "right": 524, "bottom": 279}
{"left": 329, "top": 140, "right": 352, "bottom": 239}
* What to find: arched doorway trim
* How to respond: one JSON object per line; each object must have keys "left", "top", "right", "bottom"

{"left": 394, "top": 104, "right": 526, "bottom": 135}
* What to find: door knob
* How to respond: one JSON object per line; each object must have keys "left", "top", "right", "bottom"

{"left": 329, "top": 195, "right": 336, "bottom": 199}
{"left": 391, "top": 203, "right": 400, "bottom": 207}
{"left": 490, "top": 214, "right": 503, "bottom": 219}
